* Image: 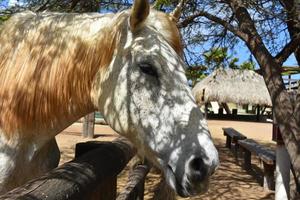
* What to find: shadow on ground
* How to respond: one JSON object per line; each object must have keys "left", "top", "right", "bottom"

{"left": 125, "top": 138, "right": 275, "bottom": 200}
{"left": 57, "top": 131, "right": 275, "bottom": 200}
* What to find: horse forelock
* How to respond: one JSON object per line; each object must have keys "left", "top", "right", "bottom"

{"left": 0, "top": 11, "right": 126, "bottom": 138}
{"left": 148, "top": 10, "right": 183, "bottom": 56}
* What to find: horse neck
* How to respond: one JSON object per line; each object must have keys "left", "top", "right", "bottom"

{"left": 0, "top": 12, "right": 128, "bottom": 139}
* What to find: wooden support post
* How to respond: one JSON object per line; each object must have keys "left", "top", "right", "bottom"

{"left": 256, "top": 105, "right": 260, "bottom": 122}
{"left": 263, "top": 162, "right": 275, "bottom": 190}
{"left": 117, "top": 164, "right": 150, "bottom": 200}
{"left": 233, "top": 139, "right": 239, "bottom": 159}
{"left": 218, "top": 107, "right": 223, "bottom": 115}
{"left": 204, "top": 103, "right": 208, "bottom": 119}
{"left": 225, "top": 136, "right": 231, "bottom": 149}
{"left": 243, "top": 149, "right": 252, "bottom": 171}
{"left": 221, "top": 103, "right": 231, "bottom": 114}
{"left": 232, "top": 109, "right": 238, "bottom": 120}
{"left": 232, "top": 109, "right": 238, "bottom": 115}
{"left": 82, "top": 112, "right": 95, "bottom": 138}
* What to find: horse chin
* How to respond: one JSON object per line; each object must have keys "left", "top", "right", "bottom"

{"left": 163, "top": 164, "right": 209, "bottom": 198}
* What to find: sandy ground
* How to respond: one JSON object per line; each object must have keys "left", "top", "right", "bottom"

{"left": 56, "top": 120, "right": 275, "bottom": 200}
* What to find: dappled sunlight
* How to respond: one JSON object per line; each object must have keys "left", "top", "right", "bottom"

{"left": 0, "top": 3, "right": 217, "bottom": 197}
{"left": 94, "top": 18, "right": 218, "bottom": 196}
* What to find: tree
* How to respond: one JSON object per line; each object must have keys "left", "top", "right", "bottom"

{"left": 186, "top": 47, "right": 254, "bottom": 86}
{"left": 279, "top": 0, "right": 300, "bottom": 66}
{"left": 185, "top": 65, "right": 207, "bottom": 86}
{"left": 1, "top": 0, "right": 299, "bottom": 197}
{"left": 203, "top": 47, "right": 239, "bottom": 71}
{"left": 151, "top": 0, "right": 300, "bottom": 197}
{"left": 174, "top": 0, "right": 300, "bottom": 198}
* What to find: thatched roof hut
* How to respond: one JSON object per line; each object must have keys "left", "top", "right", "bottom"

{"left": 192, "top": 68, "right": 272, "bottom": 106}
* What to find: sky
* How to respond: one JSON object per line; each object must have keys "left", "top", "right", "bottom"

{"left": 0, "top": 0, "right": 18, "bottom": 10}
{"left": 235, "top": 42, "right": 298, "bottom": 67}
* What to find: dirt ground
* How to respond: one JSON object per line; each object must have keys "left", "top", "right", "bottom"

{"left": 56, "top": 120, "right": 275, "bottom": 200}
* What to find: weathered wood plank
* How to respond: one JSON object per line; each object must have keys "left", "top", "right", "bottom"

{"left": 238, "top": 138, "right": 276, "bottom": 191}
{"left": 117, "top": 164, "right": 151, "bottom": 200}
{"left": 223, "top": 128, "right": 247, "bottom": 141}
{"left": 263, "top": 162, "right": 275, "bottom": 190}
{"left": 223, "top": 128, "right": 247, "bottom": 157}
{"left": 0, "top": 138, "right": 135, "bottom": 200}
{"left": 238, "top": 139, "right": 275, "bottom": 165}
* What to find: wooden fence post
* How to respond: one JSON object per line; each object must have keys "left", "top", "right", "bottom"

{"left": 0, "top": 138, "right": 135, "bottom": 200}
{"left": 82, "top": 112, "right": 95, "bottom": 138}
{"left": 117, "top": 164, "right": 150, "bottom": 200}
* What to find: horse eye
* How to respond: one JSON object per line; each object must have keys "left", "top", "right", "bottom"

{"left": 139, "top": 63, "right": 158, "bottom": 77}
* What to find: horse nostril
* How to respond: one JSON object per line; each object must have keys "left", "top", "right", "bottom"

{"left": 188, "top": 157, "right": 207, "bottom": 183}
{"left": 190, "top": 157, "right": 204, "bottom": 171}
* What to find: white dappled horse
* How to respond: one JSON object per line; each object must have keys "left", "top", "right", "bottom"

{"left": 0, "top": 0, "right": 219, "bottom": 197}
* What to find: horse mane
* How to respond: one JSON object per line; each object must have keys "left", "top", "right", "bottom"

{"left": 0, "top": 10, "right": 182, "bottom": 138}
{"left": 149, "top": 10, "right": 183, "bottom": 56}
{"left": 0, "top": 11, "right": 126, "bottom": 137}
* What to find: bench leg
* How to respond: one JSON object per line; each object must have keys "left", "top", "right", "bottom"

{"left": 233, "top": 140, "right": 239, "bottom": 159}
{"left": 243, "top": 150, "right": 252, "bottom": 171}
{"left": 225, "top": 136, "right": 232, "bottom": 149}
{"left": 263, "top": 162, "right": 275, "bottom": 190}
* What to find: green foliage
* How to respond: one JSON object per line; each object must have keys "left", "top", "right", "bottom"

{"left": 185, "top": 47, "right": 255, "bottom": 86}
{"left": 228, "top": 58, "right": 239, "bottom": 69}
{"left": 203, "top": 47, "right": 239, "bottom": 71}
{"left": 240, "top": 61, "right": 256, "bottom": 70}
{"left": 153, "top": 0, "right": 172, "bottom": 8}
{"left": 185, "top": 65, "right": 207, "bottom": 86}
{"left": 0, "top": 15, "right": 9, "bottom": 23}
{"left": 203, "top": 48, "right": 228, "bottom": 69}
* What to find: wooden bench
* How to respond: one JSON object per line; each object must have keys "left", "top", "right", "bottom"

{"left": 238, "top": 139, "right": 276, "bottom": 190}
{"left": 223, "top": 128, "right": 247, "bottom": 156}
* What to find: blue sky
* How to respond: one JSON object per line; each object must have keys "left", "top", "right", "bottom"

{"left": 0, "top": 0, "right": 8, "bottom": 9}
{"left": 235, "top": 43, "right": 298, "bottom": 66}
{"left": 0, "top": 0, "right": 19, "bottom": 10}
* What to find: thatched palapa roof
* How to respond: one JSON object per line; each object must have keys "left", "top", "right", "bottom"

{"left": 192, "top": 68, "right": 272, "bottom": 106}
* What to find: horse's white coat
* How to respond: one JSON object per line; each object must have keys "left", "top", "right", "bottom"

{"left": 0, "top": 128, "right": 60, "bottom": 193}
{"left": 90, "top": 10, "right": 219, "bottom": 196}
{"left": 0, "top": 1, "right": 219, "bottom": 196}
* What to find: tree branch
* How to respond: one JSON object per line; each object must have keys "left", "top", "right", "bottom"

{"left": 178, "top": 10, "right": 247, "bottom": 41}
{"left": 36, "top": 0, "right": 51, "bottom": 12}
{"left": 275, "top": 33, "right": 300, "bottom": 65}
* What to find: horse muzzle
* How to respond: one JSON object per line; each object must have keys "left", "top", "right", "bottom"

{"left": 163, "top": 152, "right": 219, "bottom": 197}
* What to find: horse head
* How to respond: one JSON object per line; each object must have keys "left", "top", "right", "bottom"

{"left": 91, "top": 0, "right": 219, "bottom": 197}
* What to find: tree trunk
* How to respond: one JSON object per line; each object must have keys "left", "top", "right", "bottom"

{"left": 248, "top": 24, "right": 300, "bottom": 200}
{"left": 228, "top": 0, "right": 300, "bottom": 197}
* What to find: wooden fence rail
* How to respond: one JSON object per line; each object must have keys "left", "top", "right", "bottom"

{"left": 0, "top": 138, "right": 141, "bottom": 200}
{"left": 117, "top": 164, "right": 151, "bottom": 200}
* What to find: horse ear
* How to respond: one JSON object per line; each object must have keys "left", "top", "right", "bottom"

{"left": 130, "top": 0, "right": 150, "bottom": 31}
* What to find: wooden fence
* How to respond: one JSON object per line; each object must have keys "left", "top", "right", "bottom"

{"left": 82, "top": 112, "right": 96, "bottom": 138}
{"left": 0, "top": 138, "right": 151, "bottom": 200}
{"left": 81, "top": 112, "right": 108, "bottom": 138}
